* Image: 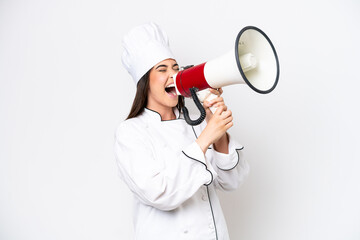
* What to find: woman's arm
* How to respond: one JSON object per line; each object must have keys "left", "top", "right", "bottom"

{"left": 195, "top": 105, "right": 233, "bottom": 153}
{"left": 196, "top": 88, "right": 249, "bottom": 191}
{"left": 213, "top": 133, "right": 229, "bottom": 154}
{"left": 196, "top": 88, "right": 232, "bottom": 154}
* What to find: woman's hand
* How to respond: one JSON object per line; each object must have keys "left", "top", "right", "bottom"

{"left": 196, "top": 105, "right": 233, "bottom": 154}
{"left": 203, "top": 88, "right": 226, "bottom": 123}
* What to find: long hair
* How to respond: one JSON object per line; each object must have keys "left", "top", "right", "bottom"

{"left": 126, "top": 70, "right": 184, "bottom": 120}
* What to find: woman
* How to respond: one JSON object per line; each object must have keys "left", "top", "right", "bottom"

{"left": 114, "top": 22, "right": 249, "bottom": 240}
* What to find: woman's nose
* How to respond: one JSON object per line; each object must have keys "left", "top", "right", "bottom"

{"left": 169, "top": 69, "right": 177, "bottom": 78}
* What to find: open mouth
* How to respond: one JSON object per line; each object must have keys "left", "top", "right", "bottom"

{"left": 165, "top": 84, "right": 177, "bottom": 97}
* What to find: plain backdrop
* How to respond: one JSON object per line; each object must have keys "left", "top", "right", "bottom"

{"left": 1, "top": 0, "right": 360, "bottom": 239}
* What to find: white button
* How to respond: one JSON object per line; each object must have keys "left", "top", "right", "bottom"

{"left": 184, "top": 230, "right": 188, "bottom": 234}
{"left": 202, "top": 195, "right": 207, "bottom": 201}
{"left": 209, "top": 224, "right": 214, "bottom": 229}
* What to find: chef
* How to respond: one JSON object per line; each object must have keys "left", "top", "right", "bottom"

{"left": 114, "top": 22, "right": 249, "bottom": 240}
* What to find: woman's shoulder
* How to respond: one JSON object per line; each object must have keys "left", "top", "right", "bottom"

{"left": 115, "top": 114, "right": 148, "bottom": 139}
{"left": 116, "top": 117, "right": 144, "bottom": 132}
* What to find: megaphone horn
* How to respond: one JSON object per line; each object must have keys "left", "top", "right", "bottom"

{"left": 173, "top": 26, "right": 280, "bottom": 125}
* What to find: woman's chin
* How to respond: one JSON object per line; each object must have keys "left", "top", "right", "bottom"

{"left": 165, "top": 94, "right": 178, "bottom": 106}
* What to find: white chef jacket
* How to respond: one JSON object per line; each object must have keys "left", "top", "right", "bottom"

{"left": 114, "top": 107, "right": 249, "bottom": 240}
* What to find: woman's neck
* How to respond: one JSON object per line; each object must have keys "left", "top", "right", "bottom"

{"left": 146, "top": 104, "right": 176, "bottom": 121}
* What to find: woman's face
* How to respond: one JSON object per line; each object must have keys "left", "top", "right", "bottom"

{"left": 147, "top": 58, "right": 179, "bottom": 110}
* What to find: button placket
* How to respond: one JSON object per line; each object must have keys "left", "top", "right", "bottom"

{"left": 202, "top": 194, "right": 207, "bottom": 201}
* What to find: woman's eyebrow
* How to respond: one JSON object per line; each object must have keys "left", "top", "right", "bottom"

{"left": 155, "top": 64, "right": 168, "bottom": 69}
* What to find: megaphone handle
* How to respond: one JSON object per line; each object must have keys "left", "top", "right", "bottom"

{"left": 204, "top": 93, "right": 219, "bottom": 114}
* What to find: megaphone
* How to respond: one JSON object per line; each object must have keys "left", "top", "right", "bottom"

{"left": 173, "top": 26, "right": 280, "bottom": 125}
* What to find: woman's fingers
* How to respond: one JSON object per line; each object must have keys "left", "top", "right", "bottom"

{"left": 218, "top": 88, "right": 223, "bottom": 95}
{"left": 220, "top": 109, "right": 232, "bottom": 119}
{"left": 205, "top": 96, "right": 224, "bottom": 106}
{"left": 215, "top": 102, "right": 227, "bottom": 111}
{"left": 214, "top": 108, "right": 233, "bottom": 128}
{"left": 203, "top": 100, "right": 212, "bottom": 108}
{"left": 209, "top": 87, "right": 223, "bottom": 96}
{"left": 223, "top": 115, "right": 233, "bottom": 125}
{"left": 214, "top": 105, "right": 224, "bottom": 115}
{"left": 225, "top": 121, "right": 234, "bottom": 130}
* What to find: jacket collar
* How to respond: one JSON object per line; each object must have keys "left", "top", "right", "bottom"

{"left": 144, "top": 107, "right": 181, "bottom": 122}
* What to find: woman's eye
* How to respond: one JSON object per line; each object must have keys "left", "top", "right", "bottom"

{"left": 159, "top": 69, "right": 166, "bottom": 72}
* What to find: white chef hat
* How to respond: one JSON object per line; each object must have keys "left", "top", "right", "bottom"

{"left": 121, "top": 22, "right": 176, "bottom": 85}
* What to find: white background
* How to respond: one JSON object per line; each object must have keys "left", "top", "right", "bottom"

{"left": 1, "top": 0, "right": 360, "bottom": 239}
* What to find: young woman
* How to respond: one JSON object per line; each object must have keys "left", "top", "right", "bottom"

{"left": 114, "top": 22, "right": 249, "bottom": 240}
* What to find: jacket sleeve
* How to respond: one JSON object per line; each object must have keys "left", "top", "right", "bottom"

{"left": 209, "top": 133, "right": 250, "bottom": 191}
{"left": 114, "top": 121, "right": 217, "bottom": 211}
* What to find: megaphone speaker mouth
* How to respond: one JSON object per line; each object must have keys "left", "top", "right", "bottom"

{"left": 235, "top": 26, "right": 280, "bottom": 94}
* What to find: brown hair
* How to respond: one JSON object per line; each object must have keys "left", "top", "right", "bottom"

{"left": 126, "top": 70, "right": 184, "bottom": 120}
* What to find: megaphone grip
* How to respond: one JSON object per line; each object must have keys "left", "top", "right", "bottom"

{"left": 205, "top": 93, "right": 218, "bottom": 114}
{"left": 182, "top": 88, "right": 206, "bottom": 126}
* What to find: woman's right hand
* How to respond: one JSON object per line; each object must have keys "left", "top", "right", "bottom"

{"left": 196, "top": 106, "right": 233, "bottom": 153}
